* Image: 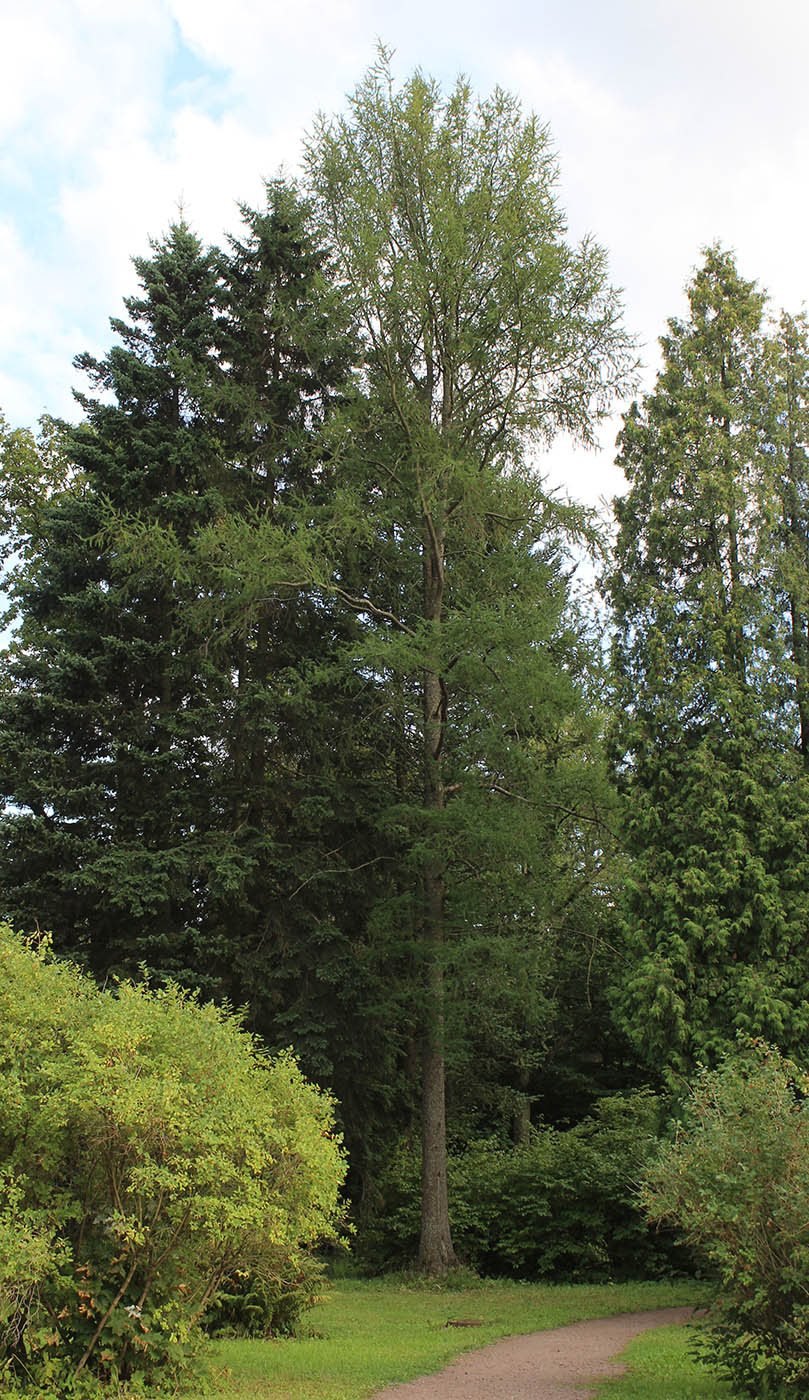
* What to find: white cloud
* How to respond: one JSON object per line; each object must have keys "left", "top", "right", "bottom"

{"left": 168, "top": 0, "right": 375, "bottom": 139}
{"left": 4, "top": 0, "right": 809, "bottom": 508}
{"left": 54, "top": 105, "right": 300, "bottom": 339}
{"left": 0, "top": 216, "right": 94, "bottom": 421}
{"left": 497, "top": 24, "right": 809, "bottom": 507}
{"left": 170, "top": 0, "right": 372, "bottom": 74}
{"left": 1, "top": 1, "right": 173, "bottom": 154}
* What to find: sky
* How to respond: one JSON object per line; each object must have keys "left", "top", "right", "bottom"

{"left": 3, "top": 0, "right": 809, "bottom": 514}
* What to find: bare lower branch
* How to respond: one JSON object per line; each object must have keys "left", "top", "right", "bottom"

{"left": 332, "top": 585, "right": 416, "bottom": 634}
{"left": 290, "top": 855, "right": 390, "bottom": 899}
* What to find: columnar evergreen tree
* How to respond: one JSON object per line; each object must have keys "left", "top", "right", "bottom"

{"left": 606, "top": 246, "right": 809, "bottom": 1079}
{"left": 304, "top": 51, "right": 634, "bottom": 1270}
{"left": 759, "top": 310, "right": 809, "bottom": 767}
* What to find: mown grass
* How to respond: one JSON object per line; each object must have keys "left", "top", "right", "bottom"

{"left": 195, "top": 1276, "right": 707, "bottom": 1400}
{"left": 593, "top": 1319, "right": 733, "bottom": 1398}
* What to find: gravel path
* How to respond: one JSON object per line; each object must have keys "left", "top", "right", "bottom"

{"left": 367, "top": 1307, "right": 695, "bottom": 1400}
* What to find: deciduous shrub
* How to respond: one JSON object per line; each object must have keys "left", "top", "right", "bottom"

{"left": 642, "top": 1041, "right": 809, "bottom": 1397}
{"left": 0, "top": 925, "right": 346, "bottom": 1395}
{"left": 361, "top": 1090, "right": 686, "bottom": 1279}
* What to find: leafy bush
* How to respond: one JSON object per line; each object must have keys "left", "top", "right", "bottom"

{"left": 642, "top": 1041, "right": 809, "bottom": 1397}
{"left": 204, "top": 1250, "right": 327, "bottom": 1338}
{"left": 0, "top": 925, "right": 346, "bottom": 1395}
{"left": 361, "top": 1090, "right": 686, "bottom": 1279}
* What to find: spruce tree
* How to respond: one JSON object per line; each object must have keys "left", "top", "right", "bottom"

{"left": 0, "top": 195, "right": 412, "bottom": 1193}
{"left": 196, "top": 184, "right": 411, "bottom": 1169}
{"left": 0, "top": 223, "right": 226, "bottom": 977}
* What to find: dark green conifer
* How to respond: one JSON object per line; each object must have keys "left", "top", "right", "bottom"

{"left": 0, "top": 223, "right": 225, "bottom": 977}
{"left": 0, "top": 195, "right": 410, "bottom": 1194}
{"left": 606, "top": 246, "right": 809, "bottom": 1077}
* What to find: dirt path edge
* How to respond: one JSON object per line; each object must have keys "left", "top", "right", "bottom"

{"left": 367, "top": 1306, "right": 696, "bottom": 1400}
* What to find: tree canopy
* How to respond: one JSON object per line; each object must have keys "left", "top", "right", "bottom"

{"left": 5, "top": 57, "right": 809, "bottom": 1292}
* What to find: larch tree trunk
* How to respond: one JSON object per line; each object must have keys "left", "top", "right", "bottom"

{"left": 418, "top": 511, "right": 457, "bottom": 1272}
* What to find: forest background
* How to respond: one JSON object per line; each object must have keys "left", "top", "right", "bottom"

{"left": 4, "top": 32, "right": 809, "bottom": 1290}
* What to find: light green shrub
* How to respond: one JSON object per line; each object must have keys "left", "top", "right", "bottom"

{"left": 0, "top": 925, "right": 346, "bottom": 1394}
{"left": 642, "top": 1041, "right": 809, "bottom": 1397}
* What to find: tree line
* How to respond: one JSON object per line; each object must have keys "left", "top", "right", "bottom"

{"left": 2, "top": 53, "right": 809, "bottom": 1275}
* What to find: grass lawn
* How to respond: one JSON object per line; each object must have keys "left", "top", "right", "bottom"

{"left": 593, "top": 1319, "right": 733, "bottom": 1399}
{"left": 195, "top": 1277, "right": 707, "bottom": 1400}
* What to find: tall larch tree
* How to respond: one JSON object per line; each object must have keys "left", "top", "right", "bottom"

{"left": 304, "top": 51, "right": 635, "bottom": 1271}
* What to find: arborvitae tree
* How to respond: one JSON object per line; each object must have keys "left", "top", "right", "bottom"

{"left": 302, "top": 52, "right": 634, "bottom": 1271}
{"left": 759, "top": 310, "right": 809, "bottom": 768}
{"left": 606, "top": 246, "right": 809, "bottom": 1080}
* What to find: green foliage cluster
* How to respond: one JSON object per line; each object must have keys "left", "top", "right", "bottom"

{"left": 362, "top": 1091, "right": 687, "bottom": 1280}
{"left": 643, "top": 1042, "right": 809, "bottom": 1396}
{"left": 0, "top": 52, "right": 632, "bottom": 1273}
{"left": 204, "top": 1250, "right": 327, "bottom": 1340}
{"left": 0, "top": 925, "right": 346, "bottom": 1396}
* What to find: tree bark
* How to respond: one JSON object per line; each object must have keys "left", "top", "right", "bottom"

{"left": 418, "top": 848, "right": 456, "bottom": 1272}
{"left": 417, "top": 514, "right": 457, "bottom": 1273}
{"left": 512, "top": 1066, "right": 532, "bottom": 1145}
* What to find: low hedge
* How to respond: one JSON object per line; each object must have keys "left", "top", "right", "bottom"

{"left": 361, "top": 1090, "right": 687, "bottom": 1279}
